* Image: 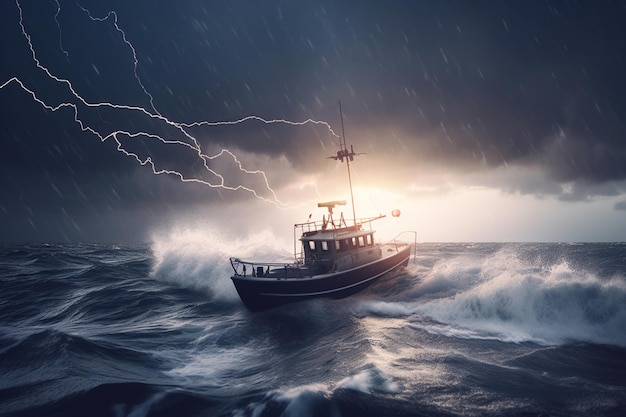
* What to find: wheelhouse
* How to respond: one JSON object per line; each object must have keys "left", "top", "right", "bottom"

{"left": 300, "top": 229, "right": 376, "bottom": 262}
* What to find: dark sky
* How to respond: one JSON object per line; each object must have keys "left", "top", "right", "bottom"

{"left": 1, "top": 0, "right": 625, "bottom": 242}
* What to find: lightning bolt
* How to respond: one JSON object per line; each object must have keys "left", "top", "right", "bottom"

{"left": 53, "top": 0, "right": 69, "bottom": 61}
{"left": 4, "top": 0, "right": 339, "bottom": 210}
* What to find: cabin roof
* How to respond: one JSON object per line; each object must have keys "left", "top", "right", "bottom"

{"left": 300, "top": 227, "right": 376, "bottom": 241}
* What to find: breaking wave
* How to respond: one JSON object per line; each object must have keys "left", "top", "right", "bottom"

{"left": 149, "top": 224, "right": 291, "bottom": 301}
{"left": 361, "top": 245, "right": 626, "bottom": 347}
{"left": 233, "top": 364, "right": 398, "bottom": 417}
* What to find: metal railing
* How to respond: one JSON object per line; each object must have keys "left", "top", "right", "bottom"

{"left": 229, "top": 257, "right": 306, "bottom": 279}
{"left": 382, "top": 230, "right": 418, "bottom": 261}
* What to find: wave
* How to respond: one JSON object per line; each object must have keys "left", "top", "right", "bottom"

{"left": 0, "top": 329, "right": 169, "bottom": 417}
{"left": 233, "top": 364, "right": 400, "bottom": 417}
{"left": 2, "top": 382, "right": 219, "bottom": 417}
{"left": 5, "top": 362, "right": 406, "bottom": 417}
{"left": 1, "top": 329, "right": 158, "bottom": 375}
{"left": 149, "top": 225, "right": 292, "bottom": 302}
{"left": 360, "top": 245, "right": 626, "bottom": 347}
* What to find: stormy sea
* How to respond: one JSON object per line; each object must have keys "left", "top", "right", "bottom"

{"left": 1, "top": 239, "right": 625, "bottom": 417}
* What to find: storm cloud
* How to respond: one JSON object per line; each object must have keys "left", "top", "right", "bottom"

{"left": 1, "top": 0, "right": 625, "bottom": 242}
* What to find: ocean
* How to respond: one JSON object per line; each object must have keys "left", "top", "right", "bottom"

{"left": 1, "top": 240, "right": 625, "bottom": 417}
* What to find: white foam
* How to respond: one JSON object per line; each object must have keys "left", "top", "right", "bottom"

{"left": 276, "top": 384, "right": 335, "bottom": 417}
{"left": 233, "top": 384, "right": 334, "bottom": 417}
{"left": 165, "top": 344, "right": 263, "bottom": 382}
{"left": 411, "top": 248, "right": 626, "bottom": 346}
{"left": 336, "top": 365, "right": 399, "bottom": 394}
{"left": 233, "top": 364, "right": 398, "bottom": 417}
{"left": 355, "top": 300, "right": 417, "bottom": 318}
{"left": 149, "top": 223, "right": 291, "bottom": 301}
{"left": 357, "top": 246, "right": 626, "bottom": 347}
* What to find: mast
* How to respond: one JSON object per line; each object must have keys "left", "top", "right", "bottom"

{"left": 337, "top": 101, "right": 357, "bottom": 227}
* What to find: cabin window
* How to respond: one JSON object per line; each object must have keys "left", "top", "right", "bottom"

{"left": 308, "top": 241, "right": 316, "bottom": 251}
{"left": 352, "top": 237, "right": 357, "bottom": 247}
{"left": 321, "top": 241, "right": 329, "bottom": 251}
{"left": 366, "top": 234, "right": 373, "bottom": 245}
{"left": 335, "top": 240, "right": 341, "bottom": 251}
{"left": 358, "top": 236, "right": 365, "bottom": 247}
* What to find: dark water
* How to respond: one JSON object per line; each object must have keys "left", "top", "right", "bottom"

{"left": 1, "top": 241, "right": 626, "bottom": 416}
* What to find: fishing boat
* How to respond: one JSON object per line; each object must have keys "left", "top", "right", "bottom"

{"left": 229, "top": 107, "right": 415, "bottom": 311}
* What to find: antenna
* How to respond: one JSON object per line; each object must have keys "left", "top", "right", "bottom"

{"left": 338, "top": 100, "right": 357, "bottom": 227}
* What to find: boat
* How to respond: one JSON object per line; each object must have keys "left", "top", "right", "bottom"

{"left": 229, "top": 106, "right": 416, "bottom": 311}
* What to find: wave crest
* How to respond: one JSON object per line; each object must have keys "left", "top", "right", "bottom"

{"left": 150, "top": 225, "right": 291, "bottom": 301}
{"left": 362, "top": 245, "right": 626, "bottom": 347}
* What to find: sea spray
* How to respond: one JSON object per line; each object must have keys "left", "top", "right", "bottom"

{"left": 419, "top": 247, "right": 626, "bottom": 346}
{"left": 150, "top": 224, "right": 292, "bottom": 301}
{"left": 359, "top": 245, "right": 626, "bottom": 347}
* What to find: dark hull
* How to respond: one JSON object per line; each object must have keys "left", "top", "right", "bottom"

{"left": 231, "top": 244, "right": 411, "bottom": 311}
